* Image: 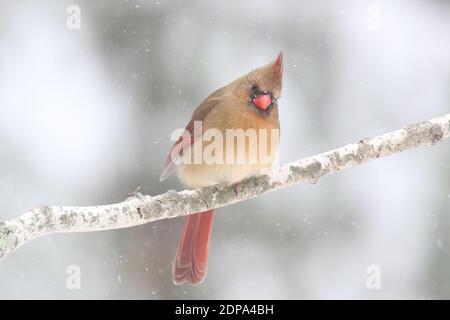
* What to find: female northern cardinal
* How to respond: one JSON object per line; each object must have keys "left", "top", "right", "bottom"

{"left": 160, "top": 52, "right": 283, "bottom": 285}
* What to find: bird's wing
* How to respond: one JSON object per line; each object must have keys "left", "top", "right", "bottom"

{"left": 159, "top": 95, "right": 224, "bottom": 181}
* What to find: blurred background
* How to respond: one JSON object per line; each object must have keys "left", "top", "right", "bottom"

{"left": 0, "top": 0, "right": 449, "bottom": 299}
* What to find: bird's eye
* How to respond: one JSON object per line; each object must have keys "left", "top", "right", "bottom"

{"left": 250, "top": 84, "right": 260, "bottom": 96}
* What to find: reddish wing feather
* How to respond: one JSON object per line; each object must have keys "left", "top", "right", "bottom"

{"left": 159, "top": 96, "right": 224, "bottom": 181}
{"left": 159, "top": 121, "right": 200, "bottom": 181}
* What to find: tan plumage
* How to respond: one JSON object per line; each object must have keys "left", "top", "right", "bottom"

{"left": 177, "top": 95, "right": 280, "bottom": 187}
{"left": 161, "top": 52, "right": 284, "bottom": 285}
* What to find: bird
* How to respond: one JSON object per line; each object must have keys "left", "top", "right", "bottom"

{"left": 160, "top": 52, "right": 284, "bottom": 285}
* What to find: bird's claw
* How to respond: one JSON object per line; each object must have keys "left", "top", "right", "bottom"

{"left": 233, "top": 183, "right": 241, "bottom": 196}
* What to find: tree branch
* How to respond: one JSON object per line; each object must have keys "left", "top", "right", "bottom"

{"left": 1, "top": 114, "right": 449, "bottom": 260}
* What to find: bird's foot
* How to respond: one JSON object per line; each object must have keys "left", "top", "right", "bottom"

{"left": 232, "top": 183, "right": 241, "bottom": 196}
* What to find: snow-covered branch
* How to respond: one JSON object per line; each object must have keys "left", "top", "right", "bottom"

{"left": 0, "top": 113, "right": 449, "bottom": 260}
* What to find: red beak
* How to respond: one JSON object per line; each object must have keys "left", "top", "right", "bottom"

{"left": 252, "top": 94, "right": 272, "bottom": 110}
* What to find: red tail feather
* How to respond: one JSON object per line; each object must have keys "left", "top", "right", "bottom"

{"left": 172, "top": 209, "right": 215, "bottom": 285}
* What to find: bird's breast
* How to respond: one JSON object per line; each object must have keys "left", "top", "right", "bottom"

{"left": 177, "top": 102, "right": 280, "bottom": 188}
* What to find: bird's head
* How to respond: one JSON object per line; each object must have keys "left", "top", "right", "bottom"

{"left": 233, "top": 51, "right": 283, "bottom": 114}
